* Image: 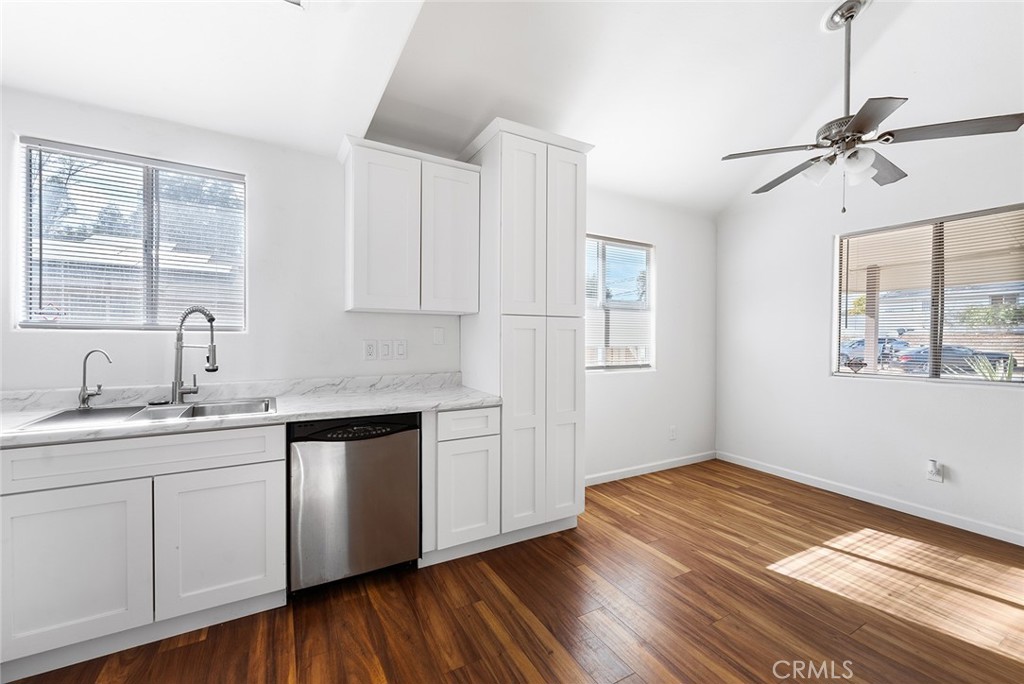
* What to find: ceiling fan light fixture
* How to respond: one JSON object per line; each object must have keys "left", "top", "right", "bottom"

{"left": 847, "top": 165, "right": 878, "bottom": 186}
{"left": 843, "top": 147, "right": 876, "bottom": 174}
{"left": 801, "top": 157, "right": 834, "bottom": 186}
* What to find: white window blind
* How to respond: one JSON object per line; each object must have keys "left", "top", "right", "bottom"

{"left": 21, "top": 138, "right": 246, "bottom": 330}
{"left": 837, "top": 205, "right": 1023, "bottom": 383}
{"left": 585, "top": 235, "right": 654, "bottom": 369}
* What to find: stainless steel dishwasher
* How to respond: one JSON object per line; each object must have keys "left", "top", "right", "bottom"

{"left": 288, "top": 413, "right": 420, "bottom": 591}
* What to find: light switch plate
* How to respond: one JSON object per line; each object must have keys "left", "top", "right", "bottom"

{"left": 380, "top": 340, "right": 393, "bottom": 361}
{"left": 395, "top": 339, "right": 407, "bottom": 360}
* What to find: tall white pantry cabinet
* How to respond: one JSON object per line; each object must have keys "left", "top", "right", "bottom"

{"left": 460, "top": 119, "right": 591, "bottom": 533}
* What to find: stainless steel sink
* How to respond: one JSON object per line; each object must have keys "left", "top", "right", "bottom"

{"left": 18, "top": 405, "right": 147, "bottom": 431}
{"left": 124, "top": 404, "right": 194, "bottom": 422}
{"left": 188, "top": 397, "right": 276, "bottom": 418}
{"left": 17, "top": 397, "right": 276, "bottom": 431}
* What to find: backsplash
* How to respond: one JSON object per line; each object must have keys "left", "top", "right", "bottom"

{"left": 0, "top": 372, "right": 463, "bottom": 414}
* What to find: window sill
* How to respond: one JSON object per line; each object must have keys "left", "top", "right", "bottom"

{"left": 586, "top": 365, "right": 655, "bottom": 374}
{"left": 830, "top": 370, "right": 1022, "bottom": 389}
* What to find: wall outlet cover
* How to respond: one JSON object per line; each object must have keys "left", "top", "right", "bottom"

{"left": 362, "top": 340, "right": 378, "bottom": 361}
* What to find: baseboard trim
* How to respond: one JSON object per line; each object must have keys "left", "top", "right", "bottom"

{"left": 585, "top": 451, "right": 716, "bottom": 487}
{"left": 715, "top": 451, "right": 1024, "bottom": 547}
{"left": 418, "top": 517, "right": 577, "bottom": 568}
{"left": 1, "top": 591, "right": 286, "bottom": 683}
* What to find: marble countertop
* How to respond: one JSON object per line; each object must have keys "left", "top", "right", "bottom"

{"left": 0, "top": 373, "right": 501, "bottom": 449}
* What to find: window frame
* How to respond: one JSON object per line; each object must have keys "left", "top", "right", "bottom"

{"left": 832, "top": 202, "right": 1024, "bottom": 385}
{"left": 19, "top": 138, "right": 247, "bottom": 331}
{"left": 585, "top": 234, "right": 655, "bottom": 371}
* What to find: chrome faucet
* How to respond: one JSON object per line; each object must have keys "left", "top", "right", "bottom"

{"left": 171, "top": 305, "right": 219, "bottom": 404}
{"left": 79, "top": 349, "right": 112, "bottom": 409}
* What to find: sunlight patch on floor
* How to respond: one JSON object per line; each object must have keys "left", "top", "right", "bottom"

{"left": 768, "top": 528, "right": 1024, "bottom": 663}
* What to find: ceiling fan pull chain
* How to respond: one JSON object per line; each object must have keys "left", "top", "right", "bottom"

{"left": 841, "top": 172, "right": 848, "bottom": 213}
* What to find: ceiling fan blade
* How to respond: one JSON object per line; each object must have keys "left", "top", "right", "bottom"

{"left": 722, "top": 144, "right": 821, "bottom": 161}
{"left": 877, "top": 113, "right": 1024, "bottom": 144}
{"left": 752, "top": 156, "right": 823, "bottom": 194}
{"left": 844, "top": 97, "right": 908, "bottom": 135}
{"left": 869, "top": 150, "right": 908, "bottom": 187}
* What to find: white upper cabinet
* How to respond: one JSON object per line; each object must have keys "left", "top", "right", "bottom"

{"left": 500, "top": 134, "right": 548, "bottom": 316}
{"left": 346, "top": 145, "right": 422, "bottom": 312}
{"left": 546, "top": 146, "right": 587, "bottom": 317}
{"left": 343, "top": 137, "right": 480, "bottom": 314}
{"left": 421, "top": 161, "right": 480, "bottom": 314}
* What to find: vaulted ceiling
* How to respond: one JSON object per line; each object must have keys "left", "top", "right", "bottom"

{"left": 3, "top": 0, "right": 1022, "bottom": 218}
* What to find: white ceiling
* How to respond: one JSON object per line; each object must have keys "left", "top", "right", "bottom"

{"left": 369, "top": 0, "right": 1024, "bottom": 217}
{"left": 2, "top": 1, "right": 1021, "bottom": 219}
{"left": 0, "top": 0, "right": 423, "bottom": 155}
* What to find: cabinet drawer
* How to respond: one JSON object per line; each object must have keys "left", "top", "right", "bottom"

{"left": 437, "top": 407, "right": 500, "bottom": 442}
{"left": 1, "top": 426, "right": 286, "bottom": 495}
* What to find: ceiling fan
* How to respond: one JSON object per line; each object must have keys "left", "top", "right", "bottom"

{"left": 722, "top": 0, "right": 1024, "bottom": 201}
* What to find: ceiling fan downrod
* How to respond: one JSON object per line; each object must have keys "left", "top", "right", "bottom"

{"left": 824, "top": 0, "right": 870, "bottom": 119}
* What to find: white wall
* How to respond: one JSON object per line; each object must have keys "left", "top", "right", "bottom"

{"left": 584, "top": 188, "right": 716, "bottom": 484}
{"left": 0, "top": 88, "right": 461, "bottom": 392}
{"left": 715, "top": 128, "right": 1024, "bottom": 543}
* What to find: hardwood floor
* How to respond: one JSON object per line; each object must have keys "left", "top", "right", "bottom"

{"left": 17, "top": 460, "right": 1024, "bottom": 683}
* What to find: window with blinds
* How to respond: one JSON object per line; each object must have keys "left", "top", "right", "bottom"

{"left": 585, "top": 236, "right": 654, "bottom": 369}
{"left": 21, "top": 138, "right": 246, "bottom": 329}
{"left": 836, "top": 204, "right": 1023, "bottom": 383}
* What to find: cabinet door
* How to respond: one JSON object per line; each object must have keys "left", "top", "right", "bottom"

{"left": 154, "top": 461, "right": 286, "bottom": 621}
{"left": 546, "top": 317, "right": 586, "bottom": 520}
{"left": 1, "top": 479, "right": 153, "bottom": 660}
{"left": 421, "top": 162, "right": 480, "bottom": 314}
{"left": 346, "top": 146, "right": 422, "bottom": 312}
{"left": 500, "top": 134, "right": 547, "bottom": 315}
{"left": 500, "top": 315, "right": 547, "bottom": 532}
{"left": 546, "top": 146, "right": 587, "bottom": 317}
{"left": 436, "top": 435, "right": 501, "bottom": 550}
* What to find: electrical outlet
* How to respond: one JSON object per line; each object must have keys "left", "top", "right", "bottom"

{"left": 394, "top": 339, "right": 407, "bottom": 360}
{"left": 362, "top": 340, "right": 378, "bottom": 361}
{"left": 669, "top": 425, "right": 678, "bottom": 441}
{"left": 433, "top": 327, "right": 445, "bottom": 345}
{"left": 927, "top": 459, "right": 944, "bottom": 483}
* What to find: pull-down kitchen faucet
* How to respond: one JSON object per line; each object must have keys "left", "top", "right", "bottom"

{"left": 171, "top": 305, "right": 218, "bottom": 404}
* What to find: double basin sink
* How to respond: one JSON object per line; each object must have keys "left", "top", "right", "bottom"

{"left": 18, "top": 397, "right": 276, "bottom": 432}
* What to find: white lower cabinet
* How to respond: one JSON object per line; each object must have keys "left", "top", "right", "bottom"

{"left": 500, "top": 315, "right": 548, "bottom": 532}
{"left": 1, "top": 479, "right": 154, "bottom": 660}
{"left": 435, "top": 408, "right": 502, "bottom": 551}
{"left": 0, "top": 425, "right": 286, "bottom": 666}
{"left": 500, "top": 315, "right": 585, "bottom": 533}
{"left": 154, "top": 461, "right": 286, "bottom": 621}
{"left": 436, "top": 435, "right": 501, "bottom": 550}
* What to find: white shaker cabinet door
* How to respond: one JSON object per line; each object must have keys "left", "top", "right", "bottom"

{"left": 1, "top": 479, "right": 154, "bottom": 660}
{"left": 436, "top": 434, "right": 501, "bottom": 550}
{"left": 154, "top": 461, "right": 286, "bottom": 621}
{"left": 346, "top": 145, "right": 422, "bottom": 312}
{"left": 546, "top": 316, "right": 586, "bottom": 520}
{"left": 500, "top": 315, "right": 547, "bottom": 532}
{"left": 421, "top": 161, "right": 480, "bottom": 314}
{"left": 500, "top": 134, "right": 547, "bottom": 316}
{"left": 546, "top": 146, "right": 587, "bottom": 317}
